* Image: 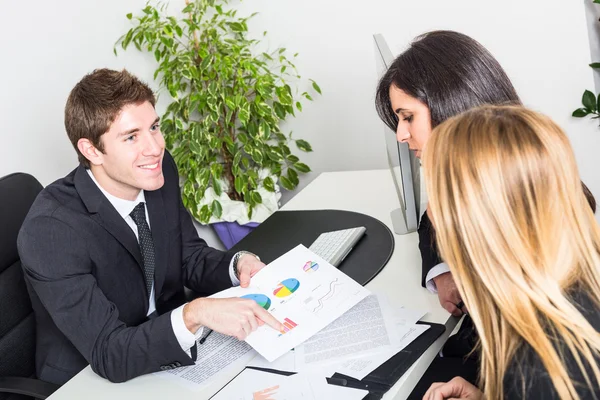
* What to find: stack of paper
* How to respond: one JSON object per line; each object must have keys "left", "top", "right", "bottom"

{"left": 250, "top": 294, "right": 428, "bottom": 380}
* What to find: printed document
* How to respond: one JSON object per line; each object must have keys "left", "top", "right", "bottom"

{"left": 212, "top": 245, "right": 371, "bottom": 361}
{"left": 294, "top": 295, "right": 402, "bottom": 368}
{"left": 154, "top": 331, "right": 255, "bottom": 391}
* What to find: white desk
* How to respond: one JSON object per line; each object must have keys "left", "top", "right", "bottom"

{"left": 48, "top": 169, "right": 456, "bottom": 400}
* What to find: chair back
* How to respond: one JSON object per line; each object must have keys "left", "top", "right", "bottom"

{"left": 0, "top": 173, "right": 43, "bottom": 399}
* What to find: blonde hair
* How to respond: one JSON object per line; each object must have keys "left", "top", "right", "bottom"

{"left": 423, "top": 105, "right": 600, "bottom": 399}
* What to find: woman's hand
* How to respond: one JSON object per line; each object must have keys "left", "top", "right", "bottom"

{"left": 423, "top": 377, "right": 483, "bottom": 400}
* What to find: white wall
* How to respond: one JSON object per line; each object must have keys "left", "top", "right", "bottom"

{"left": 2, "top": 0, "right": 599, "bottom": 232}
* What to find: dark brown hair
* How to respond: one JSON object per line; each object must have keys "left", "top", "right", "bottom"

{"left": 64, "top": 68, "right": 156, "bottom": 168}
{"left": 375, "top": 30, "right": 521, "bottom": 132}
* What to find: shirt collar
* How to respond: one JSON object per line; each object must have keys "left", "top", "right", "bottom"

{"left": 86, "top": 169, "right": 146, "bottom": 220}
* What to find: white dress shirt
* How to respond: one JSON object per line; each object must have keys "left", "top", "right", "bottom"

{"left": 425, "top": 262, "right": 451, "bottom": 293}
{"left": 86, "top": 170, "right": 240, "bottom": 353}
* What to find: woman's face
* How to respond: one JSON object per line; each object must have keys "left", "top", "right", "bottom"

{"left": 389, "top": 85, "right": 432, "bottom": 158}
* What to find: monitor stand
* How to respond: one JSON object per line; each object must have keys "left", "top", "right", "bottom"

{"left": 390, "top": 208, "right": 417, "bottom": 235}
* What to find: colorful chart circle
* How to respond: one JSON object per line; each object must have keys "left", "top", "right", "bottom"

{"left": 241, "top": 294, "right": 272, "bottom": 310}
{"left": 303, "top": 261, "right": 319, "bottom": 273}
{"left": 273, "top": 278, "right": 300, "bottom": 298}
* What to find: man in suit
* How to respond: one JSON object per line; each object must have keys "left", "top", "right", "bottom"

{"left": 17, "top": 68, "right": 283, "bottom": 385}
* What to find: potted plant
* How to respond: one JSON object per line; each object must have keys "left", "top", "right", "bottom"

{"left": 573, "top": 0, "right": 600, "bottom": 124}
{"left": 115, "top": 0, "right": 320, "bottom": 248}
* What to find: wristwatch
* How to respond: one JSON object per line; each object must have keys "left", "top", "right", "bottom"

{"left": 232, "top": 251, "right": 260, "bottom": 280}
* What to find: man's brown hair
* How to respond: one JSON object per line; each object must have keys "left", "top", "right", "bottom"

{"left": 65, "top": 68, "right": 156, "bottom": 168}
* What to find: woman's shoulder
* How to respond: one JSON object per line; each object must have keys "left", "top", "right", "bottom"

{"left": 503, "top": 287, "right": 600, "bottom": 399}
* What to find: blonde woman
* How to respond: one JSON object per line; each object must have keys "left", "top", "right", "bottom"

{"left": 422, "top": 105, "right": 600, "bottom": 399}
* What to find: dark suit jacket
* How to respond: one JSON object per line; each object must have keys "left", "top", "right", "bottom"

{"left": 17, "top": 152, "right": 233, "bottom": 385}
{"left": 503, "top": 289, "right": 600, "bottom": 398}
{"left": 417, "top": 211, "right": 442, "bottom": 288}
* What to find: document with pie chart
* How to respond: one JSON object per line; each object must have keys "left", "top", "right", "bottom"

{"left": 210, "top": 244, "right": 371, "bottom": 362}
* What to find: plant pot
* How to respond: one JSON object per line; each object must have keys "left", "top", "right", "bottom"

{"left": 211, "top": 221, "right": 260, "bottom": 250}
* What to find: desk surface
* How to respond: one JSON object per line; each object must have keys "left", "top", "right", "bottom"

{"left": 48, "top": 169, "right": 455, "bottom": 400}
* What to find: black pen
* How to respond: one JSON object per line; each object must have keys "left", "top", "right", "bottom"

{"left": 199, "top": 329, "right": 213, "bottom": 344}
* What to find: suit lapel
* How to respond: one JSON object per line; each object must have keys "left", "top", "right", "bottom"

{"left": 145, "top": 188, "right": 168, "bottom": 299}
{"left": 74, "top": 165, "right": 144, "bottom": 268}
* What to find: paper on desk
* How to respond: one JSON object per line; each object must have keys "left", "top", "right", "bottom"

{"left": 334, "top": 323, "right": 430, "bottom": 380}
{"left": 212, "top": 245, "right": 370, "bottom": 362}
{"left": 294, "top": 294, "right": 402, "bottom": 369}
{"left": 154, "top": 331, "right": 256, "bottom": 391}
{"left": 248, "top": 350, "right": 296, "bottom": 372}
{"left": 210, "top": 368, "right": 368, "bottom": 400}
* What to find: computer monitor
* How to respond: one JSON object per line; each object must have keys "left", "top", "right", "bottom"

{"left": 373, "top": 34, "right": 421, "bottom": 235}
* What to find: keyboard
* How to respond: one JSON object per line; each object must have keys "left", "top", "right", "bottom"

{"left": 308, "top": 226, "right": 366, "bottom": 267}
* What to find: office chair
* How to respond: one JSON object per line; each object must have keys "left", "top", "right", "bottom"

{"left": 0, "top": 173, "right": 59, "bottom": 399}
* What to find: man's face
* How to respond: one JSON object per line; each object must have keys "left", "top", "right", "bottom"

{"left": 89, "top": 101, "right": 165, "bottom": 200}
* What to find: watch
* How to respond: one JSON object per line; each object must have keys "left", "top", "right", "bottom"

{"left": 232, "top": 251, "right": 260, "bottom": 280}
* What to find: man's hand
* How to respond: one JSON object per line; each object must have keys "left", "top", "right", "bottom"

{"left": 236, "top": 253, "right": 266, "bottom": 288}
{"left": 433, "top": 272, "right": 465, "bottom": 317}
{"left": 423, "top": 377, "right": 483, "bottom": 400}
{"left": 184, "top": 297, "right": 284, "bottom": 340}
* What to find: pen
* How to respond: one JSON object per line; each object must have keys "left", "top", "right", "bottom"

{"left": 199, "top": 329, "right": 213, "bottom": 344}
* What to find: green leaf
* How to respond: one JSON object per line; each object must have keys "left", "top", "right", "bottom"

{"left": 199, "top": 205, "right": 211, "bottom": 224}
{"left": 294, "top": 162, "right": 311, "bottom": 173}
{"left": 213, "top": 179, "right": 222, "bottom": 196}
{"left": 263, "top": 176, "right": 275, "bottom": 192}
{"left": 273, "top": 102, "right": 286, "bottom": 119}
{"left": 296, "top": 101, "right": 302, "bottom": 112}
{"left": 598, "top": 94, "right": 600, "bottom": 115}
{"left": 251, "top": 191, "right": 263, "bottom": 204}
{"left": 182, "top": 3, "right": 194, "bottom": 13}
{"left": 251, "top": 149, "right": 264, "bottom": 164}
{"left": 572, "top": 108, "right": 590, "bottom": 118}
{"left": 295, "top": 139, "right": 313, "bottom": 152}
{"left": 287, "top": 168, "right": 299, "bottom": 185}
{"left": 583, "top": 90, "right": 597, "bottom": 112}
{"left": 235, "top": 176, "right": 244, "bottom": 194}
{"left": 279, "top": 175, "right": 294, "bottom": 191}
{"left": 259, "top": 122, "right": 271, "bottom": 139}
{"left": 211, "top": 200, "right": 223, "bottom": 219}
{"left": 198, "top": 168, "right": 210, "bottom": 187}
{"left": 126, "top": 13, "right": 133, "bottom": 20}
{"left": 310, "top": 80, "right": 322, "bottom": 95}
{"left": 175, "top": 25, "right": 183, "bottom": 37}
{"left": 590, "top": 63, "right": 600, "bottom": 69}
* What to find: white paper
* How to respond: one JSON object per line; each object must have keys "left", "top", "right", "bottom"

{"left": 294, "top": 295, "right": 401, "bottom": 368}
{"left": 154, "top": 331, "right": 256, "bottom": 391}
{"left": 334, "top": 324, "right": 430, "bottom": 380}
{"left": 248, "top": 350, "right": 296, "bottom": 372}
{"left": 212, "top": 245, "right": 371, "bottom": 361}
{"left": 210, "top": 369, "right": 368, "bottom": 400}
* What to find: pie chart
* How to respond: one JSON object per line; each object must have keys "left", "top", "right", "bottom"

{"left": 273, "top": 278, "right": 300, "bottom": 298}
{"left": 303, "top": 261, "right": 319, "bottom": 273}
{"left": 241, "top": 294, "right": 271, "bottom": 310}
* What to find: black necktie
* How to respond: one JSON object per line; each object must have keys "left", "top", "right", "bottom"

{"left": 129, "top": 202, "right": 155, "bottom": 297}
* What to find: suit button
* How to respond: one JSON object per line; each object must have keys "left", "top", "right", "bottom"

{"left": 160, "top": 366, "right": 167, "bottom": 371}
{"left": 174, "top": 362, "right": 181, "bottom": 367}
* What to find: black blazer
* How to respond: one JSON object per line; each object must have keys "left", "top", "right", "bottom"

{"left": 17, "top": 152, "right": 233, "bottom": 385}
{"left": 418, "top": 211, "right": 442, "bottom": 287}
{"left": 503, "top": 289, "right": 600, "bottom": 398}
